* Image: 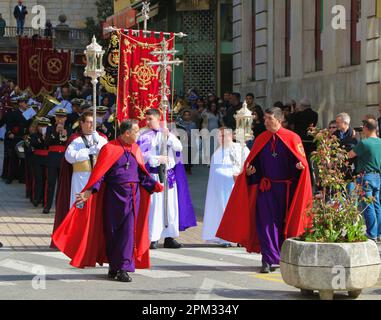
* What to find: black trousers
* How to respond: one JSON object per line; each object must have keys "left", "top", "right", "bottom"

{"left": 45, "top": 166, "right": 60, "bottom": 210}
{"left": 32, "top": 158, "right": 47, "bottom": 205}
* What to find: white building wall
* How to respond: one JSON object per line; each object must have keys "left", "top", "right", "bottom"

{"left": 234, "top": 0, "right": 381, "bottom": 127}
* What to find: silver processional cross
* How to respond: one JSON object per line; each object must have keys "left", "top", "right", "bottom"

{"left": 148, "top": 40, "right": 183, "bottom": 228}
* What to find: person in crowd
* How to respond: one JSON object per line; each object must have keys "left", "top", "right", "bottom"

{"left": 0, "top": 13, "right": 6, "bottom": 37}
{"left": 328, "top": 120, "right": 337, "bottom": 136}
{"left": 348, "top": 119, "right": 381, "bottom": 242}
{"left": 245, "top": 93, "right": 255, "bottom": 112}
{"left": 30, "top": 117, "right": 50, "bottom": 208}
{"left": 13, "top": 0, "right": 27, "bottom": 36}
{"left": 334, "top": 112, "right": 359, "bottom": 184}
{"left": 201, "top": 101, "right": 222, "bottom": 164}
{"left": 293, "top": 98, "right": 319, "bottom": 189}
{"left": 44, "top": 109, "right": 71, "bottom": 214}
{"left": 176, "top": 110, "right": 197, "bottom": 174}
{"left": 44, "top": 19, "right": 53, "bottom": 37}
{"left": 223, "top": 92, "right": 242, "bottom": 131}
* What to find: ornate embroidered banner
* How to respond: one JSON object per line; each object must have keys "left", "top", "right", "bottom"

{"left": 38, "top": 49, "right": 71, "bottom": 86}
{"left": 18, "top": 37, "right": 53, "bottom": 96}
{"left": 100, "top": 32, "right": 120, "bottom": 95}
{"left": 117, "top": 31, "right": 174, "bottom": 127}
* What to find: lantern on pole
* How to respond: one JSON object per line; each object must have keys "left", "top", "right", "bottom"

{"left": 234, "top": 100, "right": 253, "bottom": 144}
{"left": 84, "top": 36, "right": 105, "bottom": 131}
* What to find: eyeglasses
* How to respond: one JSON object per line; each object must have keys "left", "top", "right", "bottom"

{"left": 329, "top": 126, "right": 337, "bottom": 129}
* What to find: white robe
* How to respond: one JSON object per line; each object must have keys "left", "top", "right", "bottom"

{"left": 139, "top": 130, "right": 184, "bottom": 242}
{"left": 202, "top": 143, "right": 250, "bottom": 243}
{"left": 65, "top": 134, "right": 108, "bottom": 207}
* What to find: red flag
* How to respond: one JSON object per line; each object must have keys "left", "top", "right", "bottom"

{"left": 117, "top": 31, "right": 174, "bottom": 127}
{"left": 18, "top": 37, "right": 53, "bottom": 96}
{"left": 38, "top": 49, "right": 71, "bottom": 87}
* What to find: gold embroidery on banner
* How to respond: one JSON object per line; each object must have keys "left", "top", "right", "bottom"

{"left": 108, "top": 49, "right": 119, "bottom": 68}
{"left": 47, "top": 58, "right": 63, "bottom": 74}
{"left": 131, "top": 58, "right": 158, "bottom": 91}
{"left": 29, "top": 54, "right": 39, "bottom": 72}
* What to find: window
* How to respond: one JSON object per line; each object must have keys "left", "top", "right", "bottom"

{"left": 315, "top": 0, "right": 323, "bottom": 71}
{"left": 350, "top": 0, "right": 361, "bottom": 65}
{"left": 285, "top": 0, "right": 291, "bottom": 76}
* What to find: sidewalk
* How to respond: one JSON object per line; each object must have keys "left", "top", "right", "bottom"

{"left": 0, "top": 142, "right": 207, "bottom": 251}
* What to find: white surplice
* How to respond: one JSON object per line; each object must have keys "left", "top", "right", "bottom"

{"left": 65, "top": 134, "right": 108, "bottom": 207}
{"left": 202, "top": 142, "right": 250, "bottom": 244}
{"left": 138, "top": 130, "right": 184, "bottom": 242}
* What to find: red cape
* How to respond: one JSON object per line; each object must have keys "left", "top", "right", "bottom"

{"left": 52, "top": 140, "right": 161, "bottom": 269}
{"left": 216, "top": 127, "right": 313, "bottom": 253}
{"left": 50, "top": 133, "right": 80, "bottom": 248}
{"left": 50, "top": 132, "right": 107, "bottom": 249}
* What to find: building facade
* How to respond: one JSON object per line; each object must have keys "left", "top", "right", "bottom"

{"left": 233, "top": 0, "right": 381, "bottom": 127}
{"left": 0, "top": 0, "right": 97, "bottom": 28}
{"left": 109, "top": 0, "right": 233, "bottom": 98}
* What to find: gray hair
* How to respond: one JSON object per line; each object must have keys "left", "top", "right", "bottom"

{"left": 336, "top": 112, "right": 351, "bottom": 125}
{"left": 265, "top": 107, "right": 284, "bottom": 122}
{"left": 299, "top": 98, "right": 312, "bottom": 110}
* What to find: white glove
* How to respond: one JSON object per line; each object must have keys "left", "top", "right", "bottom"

{"left": 88, "top": 145, "right": 98, "bottom": 155}
{"left": 92, "top": 131, "right": 100, "bottom": 144}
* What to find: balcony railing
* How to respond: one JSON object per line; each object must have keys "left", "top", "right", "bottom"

{"left": 1, "top": 26, "right": 88, "bottom": 41}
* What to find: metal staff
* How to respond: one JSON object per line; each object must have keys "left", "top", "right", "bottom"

{"left": 148, "top": 40, "right": 183, "bottom": 228}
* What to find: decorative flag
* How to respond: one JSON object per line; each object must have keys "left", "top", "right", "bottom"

{"left": 117, "top": 30, "right": 174, "bottom": 127}
{"left": 100, "top": 32, "right": 120, "bottom": 94}
{"left": 38, "top": 49, "right": 71, "bottom": 87}
{"left": 18, "top": 37, "right": 53, "bottom": 96}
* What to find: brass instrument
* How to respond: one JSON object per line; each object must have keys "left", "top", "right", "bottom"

{"left": 31, "top": 95, "right": 60, "bottom": 128}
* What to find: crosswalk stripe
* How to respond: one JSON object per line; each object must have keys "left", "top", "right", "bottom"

{"left": 182, "top": 247, "right": 262, "bottom": 261}
{"left": 0, "top": 282, "right": 17, "bottom": 286}
{"left": 0, "top": 259, "right": 87, "bottom": 283}
{"left": 30, "top": 252, "right": 191, "bottom": 279}
{"left": 150, "top": 250, "right": 254, "bottom": 275}
{"left": 135, "top": 269, "right": 191, "bottom": 279}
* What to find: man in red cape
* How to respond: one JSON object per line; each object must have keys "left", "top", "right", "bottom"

{"left": 52, "top": 119, "right": 163, "bottom": 282}
{"left": 216, "top": 107, "right": 313, "bottom": 273}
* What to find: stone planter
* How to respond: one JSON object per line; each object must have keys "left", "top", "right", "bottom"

{"left": 280, "top": 238, "right": 381, "bottom": 300}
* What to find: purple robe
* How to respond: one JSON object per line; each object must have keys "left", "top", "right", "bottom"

{"left": 137, "top": 129, "right": 197, "bottom": 231}
{"left": 92, "top": 150, "right": 157, "bottom": 273}
{"left": 250, "top": 136, "right": 300, "bottom": 265}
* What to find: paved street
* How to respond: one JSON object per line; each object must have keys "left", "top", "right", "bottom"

{"left": 0, "top": 142, "right": 380, "bottom": 300}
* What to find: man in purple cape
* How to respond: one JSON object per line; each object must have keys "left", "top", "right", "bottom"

{"left": 137, "top": 109, "right": 197, "bottom": 249}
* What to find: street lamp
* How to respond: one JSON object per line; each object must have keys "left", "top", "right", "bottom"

{"left": 84, "top": 36, "right": 105, "bottom": 131}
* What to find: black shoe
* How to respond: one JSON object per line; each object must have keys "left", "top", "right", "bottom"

{"left": 42, "top": 208, "right": 50, "bottom": 214}
{"left": 150, "top": 241, "right": 158, "bottom": 250}
{"left": 108, "top": 270, "right": 117, "bottom": 279}
{"left": 260, "top": 262, "right": 271, "bottom": 274}
{"left": 0, "top": 242, "right": 3, "bottom": 248}
{"left": 164, "top": 237, "right": 183, "bottom": 249}
{"left": 115, "top": 270, "right": 132, "bottom": 282}
{"left": 32, "top": 200, "right": 39, "bottom": 207}
{"left": 237, "top": 243, "right": 242, "bottom": 247}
